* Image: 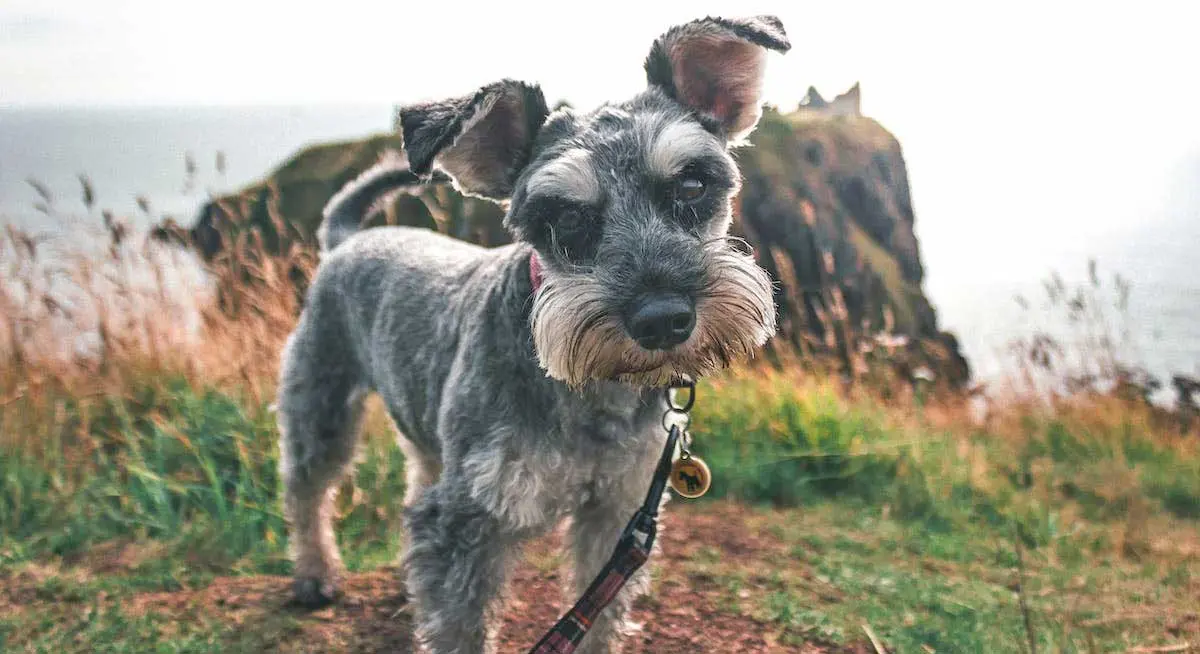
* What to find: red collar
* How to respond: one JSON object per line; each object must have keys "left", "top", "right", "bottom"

{"left": 529, "top": 251, "right": 544, "bottom": 293}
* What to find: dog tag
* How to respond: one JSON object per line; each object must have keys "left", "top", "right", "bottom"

{"left": 669, "top": 454, "right": 711, "bottom": 499}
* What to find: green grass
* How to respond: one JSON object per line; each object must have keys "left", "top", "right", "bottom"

{"left": 2, "top": 370, "right": 1197, "bottom": 652}
{"left": 695, "top": 370, "right": 1200, "bottom": 525}
{"left": 680, "top": 370, "right": 1200, "bottom": 651}
{"left": 1, "top": 601, "right": 303, "bottom": 654}
{"left": 678, "top": 500, "right": 1197, "bottom": 653}
{"left": 1, "top": 377, "right": 405, "bottom": 575}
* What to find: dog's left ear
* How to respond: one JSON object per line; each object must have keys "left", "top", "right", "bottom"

{"left": 399, "top": 79, "right": 550, "bottom": 201}
{"left": 645, "top": 15, "right": 790, "bottom": 141}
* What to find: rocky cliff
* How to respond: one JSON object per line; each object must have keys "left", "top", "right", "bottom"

{"left": 165, "top": 104, "right": 968, "bottom": 386}
{"left": 734, "top": 107, "right": 967, "bottom": 384}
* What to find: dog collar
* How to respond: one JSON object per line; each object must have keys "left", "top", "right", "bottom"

{"left": 529, "top": 251, "right": 544, "bottom": 293}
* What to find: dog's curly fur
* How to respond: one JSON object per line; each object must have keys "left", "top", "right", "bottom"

{"left": 277, "top": 15, "right": 789, "bottom": 653}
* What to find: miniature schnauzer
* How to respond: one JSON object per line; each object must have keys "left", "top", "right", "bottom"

{"left": 276, "top": 15, "right": 789, "bottom": 653}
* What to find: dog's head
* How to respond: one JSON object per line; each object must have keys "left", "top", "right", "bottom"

{"left": 397, "top": 15, "right": 789, "bottom": 387}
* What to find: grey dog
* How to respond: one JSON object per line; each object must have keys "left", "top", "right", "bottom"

{"left": 276, "top": 15, "right": 788, "bottom": 653}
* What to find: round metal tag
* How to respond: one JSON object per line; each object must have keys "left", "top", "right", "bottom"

{"left": 669, "top": 455, "right": 711, "bottom": 499}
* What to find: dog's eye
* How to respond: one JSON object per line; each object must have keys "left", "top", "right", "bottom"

{"left": 675, "top": 177, "right": 706, "bottom": 203}
{"left": 547, "top": 204, "right": 600, "bottom": 261}
{"left": 558, "top": 207, "right": 585, "bottom": 232}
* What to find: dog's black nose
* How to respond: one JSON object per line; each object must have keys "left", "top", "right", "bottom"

{"left": 625, "top": 292, "right": 696, "bottom": 350}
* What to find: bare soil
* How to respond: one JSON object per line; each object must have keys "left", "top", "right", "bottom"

{"left": 3, "top": 503, "right": 864, "bottom": 653}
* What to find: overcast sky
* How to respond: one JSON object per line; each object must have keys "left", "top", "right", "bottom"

{"left": 4, "top": 1, "right": 1196, "bottom": 112}
{"left": 3, "top": 0, "right": 1199, "bottom": 277}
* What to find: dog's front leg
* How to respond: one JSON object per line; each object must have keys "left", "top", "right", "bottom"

{"left": 567, "top": 460, "right": 665, "bottom": 654}
{"left": 402, "top": 482, "right": 512, "bottom": 654}
{"left": 403, "top": 481, "right": 517, "bottom": 654}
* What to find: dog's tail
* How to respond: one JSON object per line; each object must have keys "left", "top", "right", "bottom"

{"left": 318, "top": 150, "right": 448, "bottom": 252}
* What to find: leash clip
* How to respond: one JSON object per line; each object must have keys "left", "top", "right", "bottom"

{"left": 619, "top": 508, "right": 658, "bottom": 553}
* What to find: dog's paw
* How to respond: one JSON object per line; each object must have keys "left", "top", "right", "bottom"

{"left": 291, "top": 576, "right": 339, "bottom": 608}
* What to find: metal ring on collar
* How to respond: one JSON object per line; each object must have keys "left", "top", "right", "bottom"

{"left": 665, "top": 381, "right": 695, "bottom": 413}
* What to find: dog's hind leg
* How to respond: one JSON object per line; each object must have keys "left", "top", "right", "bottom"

{"left": 277, "top": 324, "right": 367, "bottom": 608}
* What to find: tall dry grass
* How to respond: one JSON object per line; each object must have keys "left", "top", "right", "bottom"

{"left": 0, "top": 174, "right": 313, "bottom": 457}
{"left": 0, "top": 175, "right": 369, "bottom": 573}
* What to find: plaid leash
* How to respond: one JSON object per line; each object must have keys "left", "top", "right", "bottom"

{"left": 528, "top": 424, "right": 681, "bottom": 654}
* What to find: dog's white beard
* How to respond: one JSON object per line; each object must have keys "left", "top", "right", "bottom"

{"left": 530, "top": 244, "right": 777, "bottom": 388}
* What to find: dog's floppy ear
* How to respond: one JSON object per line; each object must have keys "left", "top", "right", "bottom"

{"left": 398, "top": 79, "right": 550, "bottom": 201}
{"left": 644, "top": 15, "right": 790, "bottom": 141}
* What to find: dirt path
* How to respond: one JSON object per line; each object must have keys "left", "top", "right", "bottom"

{"left": 22, "top": 503, "right": 862, "bottom": 653}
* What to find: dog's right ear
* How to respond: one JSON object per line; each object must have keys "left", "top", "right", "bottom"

{"left": 399, "top": 79, "right": 550, "bottom": 202}
{"left": 644, "top": 16, "right": 790, "bottom": 142}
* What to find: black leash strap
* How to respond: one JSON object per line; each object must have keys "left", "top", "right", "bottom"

{"left": 528, "top": 389, "right": 687, "bottom": 654}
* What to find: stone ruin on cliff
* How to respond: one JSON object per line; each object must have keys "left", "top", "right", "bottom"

{"left": 795, "top": 82, "right": 862, "bottom": 118}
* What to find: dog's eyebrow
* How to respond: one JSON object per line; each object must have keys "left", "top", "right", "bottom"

{"left": 646, "top": 119, "right": 726, "bottom": 178}
{"left": 525, "top": 148, "right": 601, "bottom": 204}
